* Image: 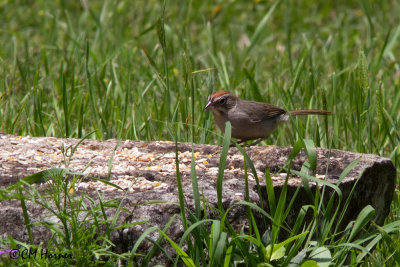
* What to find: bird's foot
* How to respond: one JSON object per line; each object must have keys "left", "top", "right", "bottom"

{"left": 246, "top": 138, "right": 265, "bottom": 147}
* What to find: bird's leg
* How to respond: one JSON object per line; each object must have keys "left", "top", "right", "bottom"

{"left": 230, "top": 140, "right": 240, "bottom": 147}
{"left": 230, "top": 139, "right": 246, "bottom": 147}
{"left": 247, "top": 137, "right": 266, "bottom": 147}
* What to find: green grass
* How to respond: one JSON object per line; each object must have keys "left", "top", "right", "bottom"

{"left": 0, "top": 0, "right": 399, "bottom": 266}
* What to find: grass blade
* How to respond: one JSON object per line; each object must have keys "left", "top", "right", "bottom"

{"left": 217, "top": 122, "right": 231, "bottom": 211}
{"left": 348, "top": 205, "right": 375, "bottom": 242}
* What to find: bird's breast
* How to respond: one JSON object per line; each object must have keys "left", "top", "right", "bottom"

{"left": 211, "top": 110, "right": 229, "bottom": 132}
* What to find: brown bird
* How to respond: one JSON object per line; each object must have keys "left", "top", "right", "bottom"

{"left": 205, "top": 91, "right": 331, "bottom": 146}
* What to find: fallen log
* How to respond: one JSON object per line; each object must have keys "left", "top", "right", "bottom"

{"left": 0, "top": 134, "right": 396, "bottom": 264}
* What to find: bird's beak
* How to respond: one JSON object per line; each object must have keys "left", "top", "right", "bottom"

{"left": 204, "top": 101, "right": 213, "bottom": 110}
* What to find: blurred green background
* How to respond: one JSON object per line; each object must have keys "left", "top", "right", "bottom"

{"left": 0, "top": 1, "right": 399, "bottom": 161}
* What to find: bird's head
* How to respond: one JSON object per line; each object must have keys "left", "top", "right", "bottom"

{"left": 204, "top": 91, "right": 238, "bottom": 113}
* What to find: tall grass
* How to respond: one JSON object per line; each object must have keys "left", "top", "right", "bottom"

{"left": 0, "top": 1, "right": 398, "bottom": 162}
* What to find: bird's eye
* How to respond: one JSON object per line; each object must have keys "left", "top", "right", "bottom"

{"left": 219, "top": 98, "right": 226, "bottom": 105}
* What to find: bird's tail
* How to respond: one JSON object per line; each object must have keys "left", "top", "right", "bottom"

{"left": 289, "top": 109, "right": 332, "bottom": 115}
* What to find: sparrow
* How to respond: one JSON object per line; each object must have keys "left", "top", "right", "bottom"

{"left": 205, "top": 90, "right": 331, "bottom": 146}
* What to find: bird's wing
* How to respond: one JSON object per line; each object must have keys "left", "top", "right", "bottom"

{"left": 244, "top": 101, "right": 287, "bottom": 123}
